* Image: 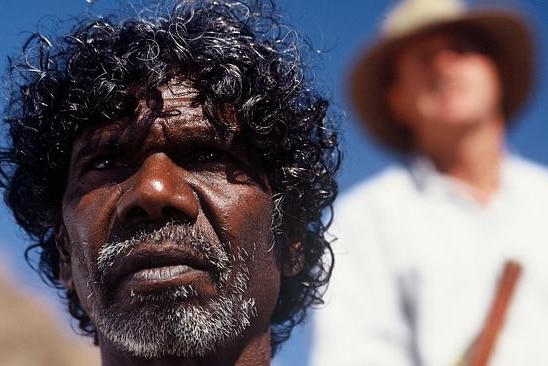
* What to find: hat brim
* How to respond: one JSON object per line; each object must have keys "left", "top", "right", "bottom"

{"left": 349, "top": 10, "right": 534, "bottom": 152}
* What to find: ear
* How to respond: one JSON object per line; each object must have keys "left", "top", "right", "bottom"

{"left": 282, "top": 241, "right": 305, "bottom": 277}
{"left": 55, "top": 227, "right": 74, "bottom": 291}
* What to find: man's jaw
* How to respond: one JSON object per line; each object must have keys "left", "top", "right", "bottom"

{"left": 82, "top": 222, "right": 258, "bottom": 359}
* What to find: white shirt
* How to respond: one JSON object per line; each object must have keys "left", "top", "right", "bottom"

{"left": 311, "top": 156, "right": 548, "bottom": 366}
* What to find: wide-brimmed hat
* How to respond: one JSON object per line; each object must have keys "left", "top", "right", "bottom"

{"left": 349, "top": 0, "right": 534, "bottom": 152}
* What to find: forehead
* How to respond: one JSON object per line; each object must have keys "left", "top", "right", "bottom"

{"left": 396, "top": 31, "right": 457, "bottom": 58}
{"left": 73, "top": 81, "right": 239, "bottom": 147}
{"left": 394, "top": 27, "right": 488, "bottom": 60}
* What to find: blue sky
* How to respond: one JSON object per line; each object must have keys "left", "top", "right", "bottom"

{"left": 0, "top": 0, "right": 547, "bottom": 364}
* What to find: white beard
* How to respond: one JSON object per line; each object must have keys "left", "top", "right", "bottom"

{"left": 86, "top": 222, "right": 258, "bottom": 359}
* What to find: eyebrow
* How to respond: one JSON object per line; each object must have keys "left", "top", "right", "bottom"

{"left": 72, "top": 134, "right": 122, "bottom": 163}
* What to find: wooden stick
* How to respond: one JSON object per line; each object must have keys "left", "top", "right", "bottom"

{"left": 468, "top": 260, "right": 522, "bottom": 366}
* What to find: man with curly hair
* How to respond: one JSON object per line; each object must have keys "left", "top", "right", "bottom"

{"left": 0, "top": 0, "right": 339, "bottom": 364}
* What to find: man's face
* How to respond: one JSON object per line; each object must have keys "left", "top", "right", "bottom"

{"left": 60, "top": 82, "right": 281, "bottom": 359}
{"left": 387, "top": 31, "right": 502, "bottom": 134}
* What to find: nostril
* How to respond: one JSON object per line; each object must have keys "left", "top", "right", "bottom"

{"left": 161, "top": 206, "right": 194, "bottom": 222}
{"left": 116, "top": 156, "right": 201, "bottom": 224}
{"left": 125, "top": 206, "right": 149, "bottom": 222}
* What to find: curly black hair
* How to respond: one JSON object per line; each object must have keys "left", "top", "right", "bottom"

{"left": 0, "top": 0, "right": 339, "bottom": 354}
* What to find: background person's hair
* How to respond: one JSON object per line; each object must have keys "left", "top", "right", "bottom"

{"left": 0, "top": 0, "right": 339, "bottom": 354}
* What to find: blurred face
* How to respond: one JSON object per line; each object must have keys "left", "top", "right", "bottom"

{"left": 387, "top": 31, "right": 502, "bottom": 134}
{"left": 60, "top": 82, "right": 281, "bottom": 360}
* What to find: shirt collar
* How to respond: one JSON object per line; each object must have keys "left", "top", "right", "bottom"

{"left": 407, "top": 153, "right": 517, "bottom": 206}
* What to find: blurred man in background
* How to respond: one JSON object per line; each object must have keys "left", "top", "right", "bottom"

{"left": 313, "top": 0, "right": 548, "bottom": 365}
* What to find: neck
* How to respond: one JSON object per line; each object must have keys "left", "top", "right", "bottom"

{"left": 417, "top": 115, "right": 505, "bottom": 202}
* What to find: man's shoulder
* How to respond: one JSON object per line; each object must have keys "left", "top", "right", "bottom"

{"left": 336, "top": 164, "right": 415, "bottom": 212}
{"left": 506, "top": 155, "right": 548, "bottom": 188}
{"left": 341, "top": 164, "right": 412, "bottom": 197}
{"left": 508, "top": 155, "right": 548, "bottom": 173}
{"left": 495, "top": 156, "right": 548, "bottom": 211}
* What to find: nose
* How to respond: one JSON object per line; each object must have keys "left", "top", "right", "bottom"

{"left": 116, "top": 153, "right": 199, "bottom": 224}
{"left": 431, "top": 48, "right": 460, "bottom": 71}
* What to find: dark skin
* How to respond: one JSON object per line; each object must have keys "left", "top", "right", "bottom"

{"left": 59, "top": 82, "right": 300, "bottom": 365}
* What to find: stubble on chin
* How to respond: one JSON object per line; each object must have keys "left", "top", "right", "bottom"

{"left": 81, "top": 222, "right": 259, "bottom": 359}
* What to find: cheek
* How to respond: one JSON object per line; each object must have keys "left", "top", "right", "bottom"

{"left": 68, "top": 246, "right": 95, "bottom": 314}
{"left": 237, "top": 196, "right": 282, "bottom": 320}
{"left": 387, "top": 83, "right": 422, "bottom": 128}
{"left": 236, "top": 195, "right": 275, "bottom": 247}
{"left": 62, "top": 187, "right": 120, "bottom": 311}
{"left": 198, "top": 179, "right": 282, "bottom": 317}
{"left": 463, "top": 56, "right": 502, "bottom": 101}
{"left": 238, "top": 201, "right": 280, "bottom": 278}
{"left": 63, "top": 186, "right": 119, "bottom": 248}
{"left": 199, "top": 178, "right": 280, "bottom": 265}
{"left": 233, "top": 190, "right": 282, "bottom": 304}
{"left": 198, "top": 177, "right": 274, "bottom": 244}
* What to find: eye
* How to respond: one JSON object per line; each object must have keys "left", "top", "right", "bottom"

{"left": 88, "top": 155, "right": 128, "bottom": 171}
{"left": 194, "top": 149, "right": 229, "bottom": 163}
{"left": 183, "top": 148, "right": 240, "bottom": 172}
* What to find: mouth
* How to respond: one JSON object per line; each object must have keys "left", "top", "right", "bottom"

{"left": 104, "top": 245, "right": 220, "bottom": 299}
{"left": 131, "top": 264, "right": 195, "bottom": 281}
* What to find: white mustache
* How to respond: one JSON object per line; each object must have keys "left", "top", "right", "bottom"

{"left": 96, "top": 222, "right": 229, "bottom": 283}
